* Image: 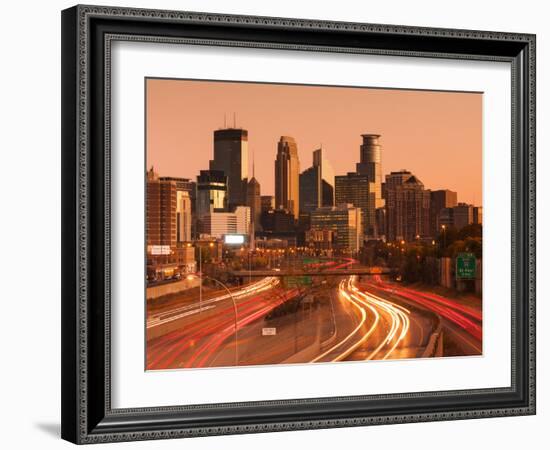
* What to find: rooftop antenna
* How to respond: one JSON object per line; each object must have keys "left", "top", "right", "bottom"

{"left": 233, "top": 112, "right": 236, "bottom": 128}
{"left": 252, "top": 148, "right": 255, "bottom": 179}
{"left": 224, "top": 113, "right": 227, "bottom": 128}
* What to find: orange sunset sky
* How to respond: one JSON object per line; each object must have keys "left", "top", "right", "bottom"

{"left": 146, "top": 78, "right": 482, "bottom": 205}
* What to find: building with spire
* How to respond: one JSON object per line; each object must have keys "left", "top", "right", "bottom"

{"left": 274, "top": 136, "right": 300, "bottom": 219}
{"left": 247, "top": 152, "right": 262, "bottom": 232}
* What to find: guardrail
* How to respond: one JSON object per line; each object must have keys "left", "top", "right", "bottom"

{"left": 421, "top": 323, "right": 444, "bottom": 358}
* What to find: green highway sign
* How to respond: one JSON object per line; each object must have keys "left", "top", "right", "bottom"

{"left": 284, "top": 276, "right": 313, "bottom": 287}
{"left": 456, "top": 253, "right": 476, "bottom": 279}
{"left": 303, "top": 258, "right": 320, "bottom": 264}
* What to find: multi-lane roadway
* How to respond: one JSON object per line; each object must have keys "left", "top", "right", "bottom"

{"left": 146, "top": 262, "right": 482, "bottom": 370}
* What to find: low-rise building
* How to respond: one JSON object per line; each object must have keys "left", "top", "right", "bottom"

{"left": 198, "top": 206, "right": 250, "bottom": 239}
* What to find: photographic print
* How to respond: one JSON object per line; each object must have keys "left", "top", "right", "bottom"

{"left": 145, "top": 78, "right": 483, "bottom": 370}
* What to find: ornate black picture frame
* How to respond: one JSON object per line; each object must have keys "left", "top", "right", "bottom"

{"left": 61, "top": 4, "right": 536, "bottom": 444}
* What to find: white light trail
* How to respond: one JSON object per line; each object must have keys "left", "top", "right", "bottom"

{"left": 147, "top": 277, "right": 279, "bottom": 328}
{"left": 311, "top": 276, "right": 411, "bottom": 363}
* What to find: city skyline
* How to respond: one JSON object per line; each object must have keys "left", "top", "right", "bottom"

{"left": 145, "top": 78, "right": 484, "bottom": 371}
{"left": 146, "top": 78, "right": 482, "bottom": 205}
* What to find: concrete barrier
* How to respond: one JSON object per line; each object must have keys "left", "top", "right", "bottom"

{"left": 421, "top": 325, "right": 444, "bottom": 358}
{"left": 146, "top": 278, "right": 200, "bottom": 300}
{"left": 282, "top": 316, "right": 322, "bottom": 364}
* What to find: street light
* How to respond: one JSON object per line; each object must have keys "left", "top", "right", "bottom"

{"left": 186, "top": 274, "right": 239, "bottom": 366}
{"left": 186, "top": 242, "right": 203, "bottom": 312}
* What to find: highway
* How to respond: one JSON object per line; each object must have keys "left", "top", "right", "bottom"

{"left": 359, "top": 275, "right": 482, "bottom": 356}
{"left": 146, "top": 264, "right": 482, "bottom": 370}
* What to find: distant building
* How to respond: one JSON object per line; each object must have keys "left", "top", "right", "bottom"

{"left": 199, "top": 206, "right": 250, "bottom": 239}
{"left": 375, "top": 207, "right": 386, "bottom": 241}
{"left": 255, "top": 238, "right": 290, "bottom": 250}
{"left": 260, "top": 195, "right": 275, "bottom": 213}
{"left": 385, "top": 173, "right": 431, "bottom": 242}
{"left": 146, "top": 168, "right": 195, "bottom": 280}
{"left": 356, "top": 134, "right": 385, "bottom": 216}
{"left": 174, "top": 243, "right": 196, "bottom": 274}
{"left": 438, "top": 208, "right": 454, "bottom": 230}
{"left": 247, "top": 176, "right": 261, "bottom": 232}
{"left": 356, "top": 134, "right": 382, "bottom": 184}
{"left": 299, "top": 148, "right": 335, "bottom": 215}
{"left": 305, "top": 229, "right": 336, "bottom": 253}
{"left": 430, "top": 189, "right": 458, "bottom": 236}
{"left": 313, "top": 148, "right": 335, "bottom": 207}
{"left": 383, "top": 170, "right": 413, "bottom": 197}
{"left": 176, "top": 190, "right": 192, "bottom": 243}
{"left": 310, "top": 204, "right": 362, "bottom": 251}
{"left": 275, "top": 136, "right": 300, "bottom": 219}
{"left": 196, "top": 170, "right": 228, "bottom": 217}
{"left": 335, "top": 172, "right": 377, "bottom": 238}
{"left": 159, "top": 175, "right": 197, "bottom": 239}
{"left": 453, "top": 203, "right": 474, "bottom": 230}
{"left": 209, "top": 128, "right": 248, "bottom": 208}
{"left": 299, "top": 166, "right": 321, "bottom": 214}
{"left": 147, "top": 168, "right": 177, "bottom": 249}
{"left": 261, "top": 208, "right": 296, "bottom": 233}
{"left": 473, "top": 206, "right": 483, "bottom": 225}
{"left": 438, "top": 203, "right": 483, "bottom": 231}
{"left": 158, "top": 176, "right": 196, "bottom": 209}
{"left": 193, "top": 239, "right": 223, "bottom": 264}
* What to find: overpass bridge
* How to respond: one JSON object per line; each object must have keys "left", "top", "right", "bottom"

{"left": 230, "top": 268, "right": 393, "bottom": 277}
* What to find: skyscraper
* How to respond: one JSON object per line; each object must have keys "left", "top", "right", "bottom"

{"left": 196, "top": 170, "right": 228, "bottom": 217}
{"left": 356, "top": 134, "right": 382, "bottom": 183}
{"left": 383, "top": 170, "right": 413, "bottom": 196}
{"left": 313, "top": 148, "right": 335, "bottom": 207}
{"left": 355, "top": 134, "right": 384, "bottom": 236}
{"left": 385, "top": 173, "right": 431, "bottom": 242}
{"left": 209, "top": 128, "right": 248, "bottom": 208}
{"left": 335, "top": 172, "right": 377, "bottom": 237}
{"left": 275, "top": 136, "right": 300, "bottom": 219}
{"left": 357, "top": 134, "right": 384, "bottom": 203}
{"left": 247, "top": 176, "right": 261, "bottom": 232}
{"left": 299, "top": 165, "right": 321, "bottom": 214}
{"left": 299, "top": 148, "right": 335, "bottom": 215}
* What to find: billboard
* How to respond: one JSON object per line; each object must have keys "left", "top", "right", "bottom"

{"left": 147, "top": 245, "right": 171, "bottom": 255}
{"left": 224, "top": 234, "right": 245, "bottom": 245}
